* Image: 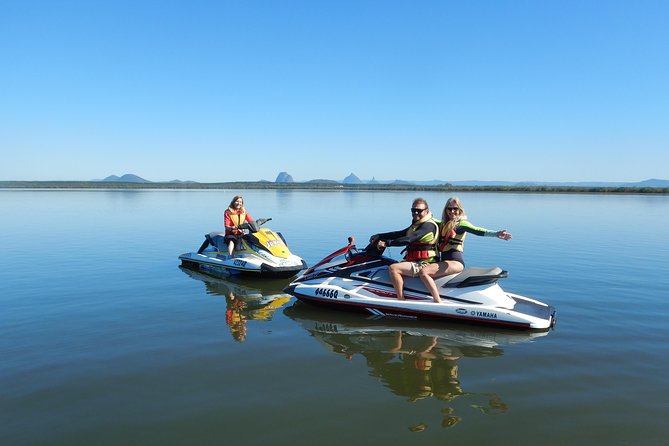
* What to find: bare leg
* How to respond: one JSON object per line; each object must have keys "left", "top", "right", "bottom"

{"left": 419, "top": 264, "right": 442, "bottom": 303}
{"left": 419, "top": 261, "right": 464, "bottom": 303}
{"left": 437, "top": 260, "right": 464, "bottom": 277}
{"left": 389, "top": 262, "right": 414, "bottom": 300}
{"left": 389, "top": 331, "right": 403, "bottom": 352}
{"left": 227, "top": 240, "right": 235, "bottom": 256}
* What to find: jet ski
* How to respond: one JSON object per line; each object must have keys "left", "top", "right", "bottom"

{"left": 179, "top": 218, "right": 307, "bottom": 279}
{"left": 284, "top": 237, "right": 556, "bottom": 330}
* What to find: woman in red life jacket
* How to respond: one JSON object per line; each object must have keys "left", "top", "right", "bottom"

{"left": 224, "top": 195, "right": 254, "bottom": 256}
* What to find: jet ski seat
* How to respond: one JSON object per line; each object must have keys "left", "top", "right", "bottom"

{"left": 196, "top": 232, "right": 228, "bottom": 253}
{"left": 440, "top": 267, "right": 508, "bottom": 288}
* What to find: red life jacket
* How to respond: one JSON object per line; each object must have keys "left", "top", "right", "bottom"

{"left": 404, "top": 215, "right": 439, "bottom": 261}
{"left": 225, "top": 207, "right": 248, "bottom": 235}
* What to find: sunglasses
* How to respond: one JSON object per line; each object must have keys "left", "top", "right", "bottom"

{"left": 446, "top": 207, "right": 460, "bottom": 212}
{"left": 411, "top": 207, "right": 427, "bottom": 214}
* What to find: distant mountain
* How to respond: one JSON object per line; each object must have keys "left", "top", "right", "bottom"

{"left": 343, "top": 173, "right": 362, "bottom": 184}
{"left": 361, "top": 179, "right": 450, "bottom": 186}
{"left": 630, "top": 178, "right": 669, "bottom": 187}
{"left": 448, "top": 179, "right": 669, "bottom": 188}
{"left": 85, "top": 171, "right": 669, "bottom": 188}
{"left": 346, "top": 178, "right": 668, "bottom": 188}
{"left": 101, "top": 174, "right": 151, "bottom": 183}
{"left": 448, "top": 180, "right": 519, "bottom": 187}
{"left": 275, "top": 172, "right": 294, "bottom": 183}
{"left": 167, "top": 179, "right": 198, "bottom": 184}
{"left": 270, "top": 172, "right": 668, "bottom": 187}
{"left": 95, "top": 175, "right": 200, "bottom": 183}
{"left": 269, "top": 173, "right": 668, "bottom": 188}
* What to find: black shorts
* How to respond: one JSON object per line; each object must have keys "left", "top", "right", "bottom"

{"left": 440, "top": 250, "right": 464, "bottom": 266}
{"left": 224, "top": 234, "right": 244, "bottom": 250}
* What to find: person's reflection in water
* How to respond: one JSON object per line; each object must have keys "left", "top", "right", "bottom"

{"left": 432, "top": 355, "right": 464, "bottom": 428}
{"left": 362, "top": 331, "right": 506, "bottom": 431}
{"left": 225, "top": 292, "right": 248, "bottom": 342}
{"left": 180, "top": 266, "right": 291, "bottom": 342}
{"left": 387, "top": 333, "right": 442, "bottom": 403}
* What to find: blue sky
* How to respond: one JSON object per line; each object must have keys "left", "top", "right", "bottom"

{"left": 2, "top": 0, "right": 668, "bottom": 183}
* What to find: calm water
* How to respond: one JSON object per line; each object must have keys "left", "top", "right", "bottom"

{"left": 2, "top": 189, "right": 668, "bottom": 445}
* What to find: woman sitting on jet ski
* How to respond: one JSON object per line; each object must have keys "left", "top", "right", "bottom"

{"left": 418, "top": 197, "right": 512, "bottom": 303}
{"left": 224, "top": 195, "right": 254, "bottom": 256}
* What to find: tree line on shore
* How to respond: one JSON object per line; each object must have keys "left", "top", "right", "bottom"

{"left": 1, "top": 180, "right": 667, "bottom": 194}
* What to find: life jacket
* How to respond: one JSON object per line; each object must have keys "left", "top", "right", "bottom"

{"left": 225, "top": 207, "right": 247, "bottom": 235}
{"left": 438, "top": 224, "right": 460, "bottom": 252}
{"left": 439, "top": 220, "right": 487, "bottom": 252}
{"left": 404, "top": 212, "right": 439, "bottom": 261}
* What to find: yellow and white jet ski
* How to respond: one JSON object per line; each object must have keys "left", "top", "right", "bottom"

{"left": 179, "top": 218, "right": 307, "bottom": 279}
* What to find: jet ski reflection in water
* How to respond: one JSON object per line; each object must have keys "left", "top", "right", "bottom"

{"left": 179, "top": 218, "right": 307, "bottom": 279}
{"left": 180, "top": 266, "right": 292, "bottom": 342}
{"left": 285, "top": 303, "right": 544, "bottom": 429}
{"left": 285, "top": 237, "right": 556, "bottom": 330}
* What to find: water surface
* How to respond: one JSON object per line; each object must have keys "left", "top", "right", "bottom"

{"left": 2, "top": 189, "right": 668, "bottom": 445}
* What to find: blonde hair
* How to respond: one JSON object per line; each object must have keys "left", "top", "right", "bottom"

{"left": 440, "top": 197, "right": 467, "bottom": 236}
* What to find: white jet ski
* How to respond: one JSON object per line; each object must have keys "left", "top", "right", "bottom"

{"left": 179, "top": 218, "right": 307, "bottom": 279}
{"left": 284, "top": 237, "right": 556, "bottom": 330}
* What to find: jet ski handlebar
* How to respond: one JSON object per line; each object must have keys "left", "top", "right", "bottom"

{"left": 238, "top": 217, "right": 272, "bottom": 233}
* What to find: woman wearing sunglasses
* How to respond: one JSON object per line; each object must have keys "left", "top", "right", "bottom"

{"left": 419, "top": 197, "right": 512, "bottom": 303}
{"left": 369, "top": 197, "right": 440, "bottom": 301}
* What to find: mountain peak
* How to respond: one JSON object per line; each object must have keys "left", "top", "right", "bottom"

{"left": 343, "top": 173, "right": 361, "bottom": 184}
{"left": 102, "top": 174, "right": 150, "bottom": 183}
{"left": 275, "top": 172, "right": 294, "bottom": 183}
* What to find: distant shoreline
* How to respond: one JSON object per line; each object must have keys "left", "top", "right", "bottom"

{"left": 1, "top": 181, "right": 667, "bottom": 194}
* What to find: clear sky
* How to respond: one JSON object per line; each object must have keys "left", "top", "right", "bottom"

{"left": 2, "top": 0, "right": 668, "bottom": 183}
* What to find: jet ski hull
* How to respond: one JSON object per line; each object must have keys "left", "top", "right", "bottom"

{"left": 285, "top": 282, "right": 554, "bottom": 330}
{"left": 180, "top": 251, "right": 306, "bottom": 279}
